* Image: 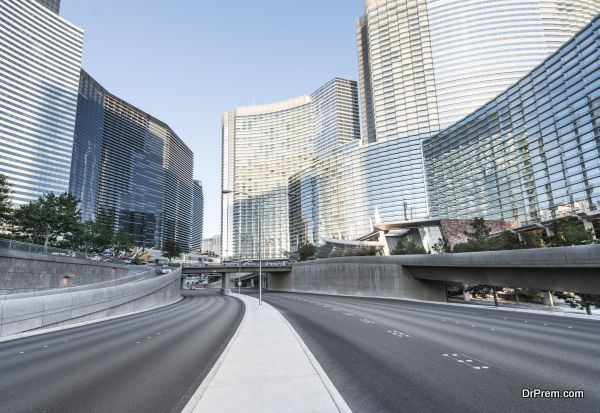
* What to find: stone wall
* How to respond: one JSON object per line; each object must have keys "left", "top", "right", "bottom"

{"left": 440, "top": 219, "right": 518, "bottom": 247}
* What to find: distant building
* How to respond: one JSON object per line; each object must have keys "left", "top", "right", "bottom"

{"left": 221, "top": 78, "right": 360, "bottom": 259}
{"left": 202, "top": 235, "right": 221, "bottom": 257}
{"left": 69, "top": 70, "right": 194, "bottom": 251}
{"left": 0, "top": 0, "right": 83, "bottom": 205}
{"left": 191, "top": 180, "right": 204, "bottom": 252}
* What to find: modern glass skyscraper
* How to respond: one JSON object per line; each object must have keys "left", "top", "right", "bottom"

{"left": 0, "top": 0, "right": 83, "bottom": 205}
{"left": 221, "top": 78, "right": 360, "bottom": 259}
{"left": 35, "top": 0, "right": 60, "bottom": 14}
{"left": 69, "top": 70, "right": 194, "bottom": 251}
{"left": 357, "top": 0, "right": 599, "bottom": 143}
{"left": 191, "top": 180, "right": 204, "bottom": 253}
{"left": 424, "top": 16, "right": 600, "bottom": 226}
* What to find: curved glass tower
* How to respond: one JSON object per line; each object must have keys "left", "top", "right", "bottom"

{"left": 221, "top": 78, "right": 360, "bottom": 259}
{"left": 0, "top": 0, "right": 83, "bottom": 205}
{"left": 358, "top": 0, "right": 600, "bottom": 142}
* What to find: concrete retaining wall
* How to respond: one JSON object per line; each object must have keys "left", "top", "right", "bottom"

{"left": 0, "top": 248, "right": 146, "bottom": 294}
{"left": 0, "top": 268, "right": 182, "bottom": 337}
{"left": 269, "top": 257, "right": 446, "bottom": 301}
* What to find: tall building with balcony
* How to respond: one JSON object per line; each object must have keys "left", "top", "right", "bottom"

{"left": 69, "top": 70, "right": 194, "bottom": 251}
{"left": 0, "top": 0, "right": 83, "bottom": 205}
{"left": 424, "top": 16, "right": 600, "bottom": 228}
{"left": 221, "top": 78, "right": 360, "bottom": 259}
{"left": 191, "top": 180, "right": 204, "bottom": 253}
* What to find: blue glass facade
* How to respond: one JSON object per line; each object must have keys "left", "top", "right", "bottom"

{"left": 424, "top": 16, "right": 600, "bottom": 225}
{"left": 69, "top": 71, "right": 193, "bottom": 251}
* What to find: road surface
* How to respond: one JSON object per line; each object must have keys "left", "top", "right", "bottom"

{"left": 249, "top": 290, "right": 600, "bottom": 413}
{"left": 0, "top": 290, "right": 243, "bottom": 413}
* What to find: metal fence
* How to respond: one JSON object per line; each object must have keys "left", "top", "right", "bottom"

{"left": 0, "top": 238, "right": 104, "bottom": 261}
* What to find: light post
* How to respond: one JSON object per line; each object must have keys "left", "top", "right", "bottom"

{"left": 223, "top": 189, "right": 263, "bottom": 308}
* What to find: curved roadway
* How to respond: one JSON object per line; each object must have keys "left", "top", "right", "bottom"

{"left": 0, "top": 289, "right": 243, "bottom": 413}
{"left": 250, "top": 290, "right": 600, "bottom": 413}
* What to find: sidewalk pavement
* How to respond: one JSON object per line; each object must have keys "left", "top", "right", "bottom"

{"left": 182, "top": 293, "right": 351, "bottom": 413}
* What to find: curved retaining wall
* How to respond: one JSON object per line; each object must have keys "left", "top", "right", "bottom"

{"left": 0, "top": 268, "right": 182, "bottom": 337}
{"left": 0, "top": 248, "right": 147, "bottom": 295}
{"left": 269, "top": 258, "right": 446, "bottom": 301}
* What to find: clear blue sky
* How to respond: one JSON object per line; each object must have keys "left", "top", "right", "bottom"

{"left": 61, "top": 0, "right": 363, "bottom": 237}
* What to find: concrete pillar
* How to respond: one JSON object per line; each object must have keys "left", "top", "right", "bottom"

{"left": 221, "top": 273, "right": 231, "bottom": 295}
{"left": 582, "top": 219, "right": 597, "bottom": 240}
{"left": 463, "top": 284, "right": 471, "bottom": 302}
{"left": 542, "top": 291, "right": 554, "bottom": 307}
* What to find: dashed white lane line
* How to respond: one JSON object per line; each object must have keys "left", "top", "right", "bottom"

{"left": 387, "top": 330, "right": 412, "bottom": 338}
{"left": 359, "top": 318, "right": 375, "bottom": 325}
{"left": 19, "top": 351, "right": 24, "bottom": 354}
{"left": 442, "top": 353, "right": 491, "bottom": 370}
{"left": 43, "top": 345, "right": 48, "bottom": 348}
{"left": 342, "top": 312, "right": 354, "bottom": 317}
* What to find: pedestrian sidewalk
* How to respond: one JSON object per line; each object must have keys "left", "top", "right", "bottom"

{"left": 182, "top": 293, "right": 351, "bottom": 413}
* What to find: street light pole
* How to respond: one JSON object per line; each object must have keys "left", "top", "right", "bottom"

{"left": 258, "top": 196, "right": 262, "bottom": 308}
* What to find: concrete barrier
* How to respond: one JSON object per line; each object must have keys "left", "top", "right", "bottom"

{"left": 268, "top": 245, "right": 600, "bottom": 300}
{"left": 0, "top": 268, "right": 182, "bottom": 337}
{"left": 269, "top": 257, "right": 446, "bottom": 301}
{"left": 0, "top": 248, "right": 146, "bottom": 295}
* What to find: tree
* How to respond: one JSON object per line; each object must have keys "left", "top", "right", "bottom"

{"left": 555, "top": 292, "right": 600, "bottom": 316}
{"left": 298, "top": 242, "right": 316, "bottom": 261}
{"left": 431, "top": 238, "right": 450, "bottom": 254}
{"left": 112, "top": 231, "right": 134, "bottom": 260}
{"left": 162, "top": 240, "right": 183, "bottom": 262}
{"left": 76, "top": 220, "right": 115, "bottom": 255}
{"left": 464, "top": 217, "right": 491, "bottom": 241}
{"left": 392, "top": 240, "right": 426, "bottom": 255}
{"left": 453, "top": 230, "right": 523, "bottom": 253}
{"left": 0, "top": 174, "right": 12, "bottom": 226}
{"left": 546, "top": 218, "right": 594, "bottom": 247}
{"left": 13, "top": 192, "right": 81, "bottom": 252}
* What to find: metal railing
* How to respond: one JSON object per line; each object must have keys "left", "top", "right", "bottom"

{"left": 0, "top": 238, "right": 126, "bottom": 263}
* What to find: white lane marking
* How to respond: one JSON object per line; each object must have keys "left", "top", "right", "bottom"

{"left": 471, "top": 325, "right": 476, "bottom": 328}
{"left": 359, "top": 318, "right": 375, "bottom": 325}
{"left": 147, "top": 337, "right": 151, "bottom": 339}
{"left": 491, "top": 328, "right": 496, "bottom": 331}
{"left": 19, "top": 351, "right": 25, "bottom": 354}
{"left": 568, "top": 326, "right": 573, "bottom": 329}
{"left": 443, "top": 353, "right": 492, "bottom": 370}
{"left": 342, "top": 312, "right": 354, "bottom": 317}
{"left": 156, "top": 332, "right": 161, "bottom": 335}
{"left": 136, "top": 342, "right": 141, "bottom": 344}
{"left": 43, "top": 345, "right": 48, "bottom": 348}
{"left": 387, "top": 330, "right": 412, "bottom": 338}
{"left": 543, "top": 323, "right": 548, "bottom": 326}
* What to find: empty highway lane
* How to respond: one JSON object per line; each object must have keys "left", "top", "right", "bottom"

{"left": 0, "top": 290, "right": 243, "bottom": 413}
{"left": 251, "top": 291, "right": 600, "bottom": 413}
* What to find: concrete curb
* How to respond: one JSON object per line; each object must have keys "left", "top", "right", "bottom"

{"left": 0, "top": 295, "right": 184, "bottom": 343}
{"left": 277, "top": 303, "right": 352, "bottom": 413}
{"left": 270, "top": 290, "right": 600, "bottom": 321}
{"left": 181, "top": 295, "right": 249, "bottom": 413}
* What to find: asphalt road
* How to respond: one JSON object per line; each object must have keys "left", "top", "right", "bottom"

{"left": 0, "top": 289, "right": 243, "bottom": 413}
{"left": 248, "top": 290, "right": 600, "bottom": 413}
